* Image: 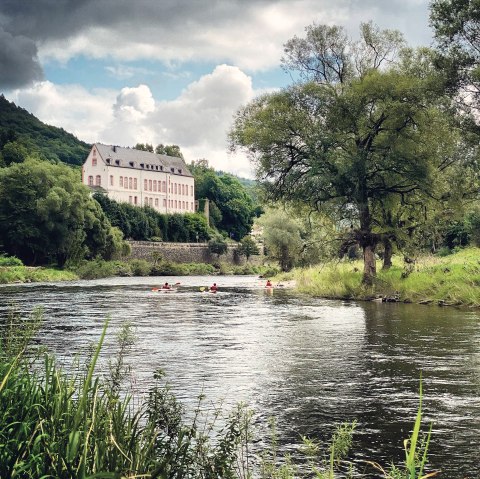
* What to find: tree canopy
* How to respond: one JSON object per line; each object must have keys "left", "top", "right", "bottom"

{"left": 430, "top": 0, "right": 480, "bottom": 111}
{"left": 231, "top": 22, "right": 462, "bottom": 283}
{"left": 189, "top": 160, "right": 257, "bottom": 240}
{"left": 0, "top": 158, "right": 125, "bottom": 265}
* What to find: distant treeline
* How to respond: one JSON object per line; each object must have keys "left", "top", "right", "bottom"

{"left": 0, "top": 95, "right": 90, "bottom": 167}
{"left": 93, "top": 192, "right": 212, "bottom": 242}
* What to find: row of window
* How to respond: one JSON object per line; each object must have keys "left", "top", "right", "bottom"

{"left": 88, "top": 175, "right": 194, "bottom": 200}
{"left": 143, "top": 197, "right": 194, "bottom": 211}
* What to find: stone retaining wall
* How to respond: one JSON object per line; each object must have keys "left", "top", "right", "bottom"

{"left": 128, "top": 241, "right": 263, "bottom": 265}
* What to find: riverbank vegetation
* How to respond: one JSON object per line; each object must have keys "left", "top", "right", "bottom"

{"left": 281, "top": 247, "right": 480, "bottom": 307}
{"left": 0, "top": 309, "right": 436, "bottom": 478}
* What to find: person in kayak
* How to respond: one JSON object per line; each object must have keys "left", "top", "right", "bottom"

{"left": 210, "top": 283, "right": 218, "bottom": 292}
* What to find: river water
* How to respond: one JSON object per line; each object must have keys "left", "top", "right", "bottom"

{"left": 1, "top": 275, "right": 479, "bottom": 477}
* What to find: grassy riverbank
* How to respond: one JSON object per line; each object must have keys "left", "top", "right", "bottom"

{"left": 282, "top": 247, "right": 480, "bottom": 307}
{"left": 0, "top": 265, "right": 78, "bottom": 284}
{"left": 0, "top": 256, "right": 277, "bottom": 283}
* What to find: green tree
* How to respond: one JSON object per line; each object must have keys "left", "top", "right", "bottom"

{"left": 190, "top": 160, "right": 256, "bottom": 240}
{"left": 134, "top": 143, "right": 154, "bottom": 152}
{"left": 0, "top": 158, "right": 124, "bottom": 265}
{"left": 237, "top": 236, "right": 260, "bottom": 261}
{"left": 231, "top": 22, "right": 459, "bottom": 284}
{"left": 258, "top": 209, "right": 303, "bottom": 271}
{"left": 155, "top": 143, "right": 184, "bottom": 158}
{"left": 208, "top": 234, "right": 228, "bottom": 257}
{"left": 1, "top": 141, "right": 29, "bottom": 165}
{"left": 430, "top": 0, "right": 480, "bottom": 111}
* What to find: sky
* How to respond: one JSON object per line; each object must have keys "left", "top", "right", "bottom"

{"left": 1, "top": 0, "right": 433, "bottom": 178}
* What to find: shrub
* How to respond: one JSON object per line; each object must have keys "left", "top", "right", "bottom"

{"left": 129, "top": 259, "right": 152, "bottom": 276}
{"left": 0, "top": 254, "right": 23, "bottom": 267}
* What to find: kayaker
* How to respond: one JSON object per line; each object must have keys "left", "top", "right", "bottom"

{"left": 210, "top": 283, "right": 218, "bottom": 292}
{"left": 266, "top": 279, "right": 272, "bottom": 287}
{"left": 162, "top": 282, "right": 171, "bottom": 290}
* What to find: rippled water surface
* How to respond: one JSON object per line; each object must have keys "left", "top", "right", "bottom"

{"left": 1, "top": 275, "right": 480, "bottom": 477}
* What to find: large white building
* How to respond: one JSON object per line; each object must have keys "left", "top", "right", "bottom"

{"left": 82, "top": 143, "right": 195, "bottom": 214}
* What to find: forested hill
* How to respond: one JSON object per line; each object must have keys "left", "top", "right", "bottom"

{"left": 0, "top": 95, "right": 91, "bottom": 166}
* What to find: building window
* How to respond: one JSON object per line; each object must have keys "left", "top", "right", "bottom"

{"left": 149, "top": 179, "right": 152, "bottom": 191}
{"left": 191, "top": 202, "right": 194, "bottom": 211}
{"left": 144, "top": 179, "right": 147, "bottom": 190}
{"left": 190, "top": 185, "right": 193, "bottom": 196}
{"left": 120, "top": 176, "right": 123, "bottom": 187}
{"left": 175, "top": 200, "right": 177, "bottom": 208}
{"left": 163, "top": 198, "right": 167, "bottom": 207}
{"left": 95, "top": 175, "right": 101, "bottom": 186}
{"left": 153, "top": 180, "right": 157, "bottom": 192}
{"left": 92, "top": 157, "right": 97, "bottom": 166}
{"left": 134, "top": 196, "right": 138, "bottom": 205}
{"left": 155, "top": 198, "right": 159, "bottom": 207}
{"left": 88, "top": 175, "right": 93, "bottom": 186}
{"left": 129, "top": 177, "right": 133, "bottom": 189}
{"left": 174, "top": 183, "right": 177, "bottom": 194}
{"left": 149, "top": 198, "right": 153, "bottom": 206}
{"left": 145, "top": 197, "right": 149, "bottom": 205}
{"left": 110, "top": 175, "right": 114, "bottom": 186}
{"left": 134, "top": 178, "right": 137, "bottom": 190}
{"left": 129, "top": 196, "right": 132, "bottom": 203}
{"left": 181, "top": 184, "right": 185, "bottom": 195}
{"left": 162, "top": 181, "right": 166, "bottom": 192}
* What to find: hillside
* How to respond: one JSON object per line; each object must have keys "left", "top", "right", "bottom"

{"left": 0, "top": 95, "right": 90, "bottom": 166}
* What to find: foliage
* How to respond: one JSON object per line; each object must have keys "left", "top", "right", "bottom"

{"left": 231, "top": 22, "right": 462, "bottom": 284}
{"left": 237, "top": 235, "right": 260, "bottom": 261}
{"left": 93, "top": 192, "right": 212, "bottom": 242}
{"left": 258, "top": 209, "right": 304, "bottom": 271}
{"left": 0, "top": 254, "right": 23, "bottom": 267}
{"left": 430, "top": 0, "right": 480, "bottom": 111}
{"left": 134, "top": 143, "right": 185, "bottom": 158}
{"left": 208, "top": 234, "right": 228, "bottom": 257}
{"left": 0, "top": 95, "right": 90, "bottom": 166}
{"left": 0, "top": 158, "right": 127, "bottom": 266}
{"left": 189, "top": 160, "right": 257, "bottom": 240}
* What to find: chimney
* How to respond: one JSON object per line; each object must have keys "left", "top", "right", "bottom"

{"left": 112, "top": 145, "right": 116, "bottom": 153}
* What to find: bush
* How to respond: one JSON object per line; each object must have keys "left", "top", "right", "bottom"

{"left": 129, "top": 259, "right": 152, "bottom": 276}
{"left": 74, "top": 260, "right": 118, "bottom": 279}
{"left": 0, "top": 254, "right": 23, "bottom": 266}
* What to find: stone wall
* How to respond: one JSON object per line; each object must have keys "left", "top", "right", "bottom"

{"left": 128, "top": 241, "right": 263, "bottom": 265}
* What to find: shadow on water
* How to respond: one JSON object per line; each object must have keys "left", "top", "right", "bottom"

{"left": 1, "top": 275, "right": 480, "bottom": 477}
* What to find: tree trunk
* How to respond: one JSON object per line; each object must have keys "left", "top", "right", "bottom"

{"left": 362, "top": 243, "right": 376, "bottom": 285}
{"left": 382, "top": 237, "right": 393, "bottom": 270}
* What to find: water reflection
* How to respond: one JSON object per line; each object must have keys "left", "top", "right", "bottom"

{"left": 0, "top": 276, "right": 479, "bottom": 477}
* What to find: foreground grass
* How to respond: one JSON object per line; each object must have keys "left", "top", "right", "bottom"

{"left": 286, "top": 247, "right": 480, "bottom": 307}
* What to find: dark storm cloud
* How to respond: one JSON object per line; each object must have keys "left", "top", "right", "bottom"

{"left": 0, "top": 0, "right": 268, "bottom": 89}
{"left": 0, "top": 29, "right": 43, "bottom": 89}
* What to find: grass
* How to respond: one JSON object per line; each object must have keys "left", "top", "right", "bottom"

{"left": 0, "top": 265, "right": 78, "bottom": 284}
{"left": 286, "top": 247, "right": 480, "bottom": 307}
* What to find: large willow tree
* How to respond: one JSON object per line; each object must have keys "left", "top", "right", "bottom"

{"left": 230, "top": 22, "right": 459, "bottom": 284}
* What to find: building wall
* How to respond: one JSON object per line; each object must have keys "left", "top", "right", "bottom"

{"left": 82, "top": 145, "right": 195, "bottom": 214}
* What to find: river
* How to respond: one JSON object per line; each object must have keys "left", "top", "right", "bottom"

{"left": 1, "top": 275, "right": 479, "bottom": 477}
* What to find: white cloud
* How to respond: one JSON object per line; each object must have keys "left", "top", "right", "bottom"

{"left": 8, "top": 81, "right": 117, "bottom": 142}
{"left": 6, "top": 65, "right": 257, "bottom": 177}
